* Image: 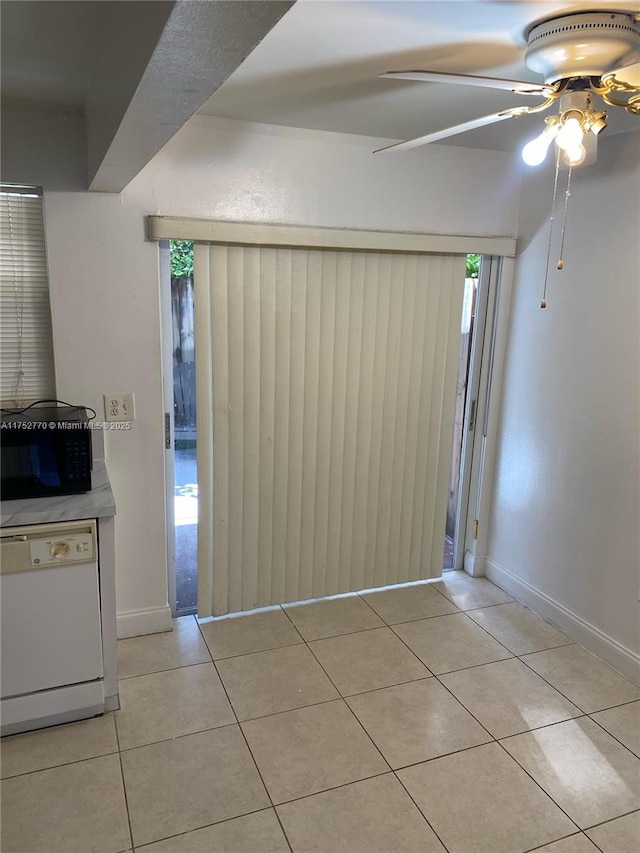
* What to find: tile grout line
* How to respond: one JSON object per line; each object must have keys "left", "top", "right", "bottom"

{"left": 522, "top": 830, "right": 598, "bottom": 853}
{"left": 262, "top": 769, "right": 394, "bottom": 809}
{"left": 302, "top": 636, "right": 395, "bottom": 773}
{"left": 429, "top": 668, "right": 603, "bottom": 755}
{"left": 386, "top": 609, "right": 515, "bottom": 681}
{"left": 126, "top": 614, "right": 295, "bottom": 851}
{"left": 296, "top": 604, "right": 462, "bottom": 853}
{"left": 515, "top": 651, "right": 640, "bottom": 717}
{"left": 463, "top": 610, "right": 575, "bottom": 655}
{"left": 390, "top": 738, "right": 498, "bottom": 772}
{"left": 451, "top": 599, "right": 516, "bottom": 611}
{"left": 428, "top": 670, "right": 500, "bottom": 742}
{"left": 117, "top": 658, "right": 215, "bottom": 681}
{"left": 128, "top": 805, "right": 283, "bottom": 852}
{"left": 193, "top": 614, "right": 219, "bottom": 662}
{"left": 0, "top": 744, "right": 121, "bottom": 780}
{"left": 434, "top": 657, "right": 585, "bottom": 734}
{"left": 119, "top": 612, "right": 214, "bottom": 679}
{"left": 306, "top": 626, "right": 433, "bottom": 683}
{"left": 276, "top": 600, "right": 452, "bottom": 850}
{"left": 113, "top": 708, "right": 136, "bottom": 852}
{"left": 113, "top": 702, "right": 596, "bottom": 761}
{"left": 522, "top": 807, "right": 640, "bottom": 853}
{"left": 390, "top": 770, "right": 453, "bottom": 853}
{"left": 588, "top": 696, "right": 640, "bottom": 713}
{"left": 340, "top": 673, "right": 433, "bottom": 699}
{"left": 429, "top": 583, "right": 516, "bottom": 611}
{"left": 386, "top": 618, "right": 596, "bottom": 841}
{"left": 580, "top": 806, "right": 640, "bottom": 833}
{"left": 285, "top": 608, "right": 398, "bottom": 773}
{"left": 494, "top": 711, "right": 589, "bottom": 742}
{"left": 494, "top": 736, "right": 583, "bottom": 834}
{"left": 278, "top": 601, "right": 385, "bottom": 642}
{"left": 116, "top": 720, "right": 247, "bottom": 754}
{"left": 207, "top": 642, "right": 296, "bottom": 853}
{"left": 425, "top": 638, "right": 639, "bottom": 836}
{"left": 587, "top": 707, "right": 640, "bottom": 760}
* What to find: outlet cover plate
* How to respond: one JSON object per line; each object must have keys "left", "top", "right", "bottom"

{"left": 104, "top": 393, "right": 135, "bottom": 422}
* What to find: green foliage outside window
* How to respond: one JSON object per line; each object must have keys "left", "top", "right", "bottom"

{"left": 170, "top": 240, "right": 194, "bottom": 278}
{"left": 466, "top": 253, "right": 480, "bottom": 278}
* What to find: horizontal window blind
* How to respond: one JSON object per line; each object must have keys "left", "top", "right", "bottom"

{"left": 0, "top": 185, "right": 56, "bottom": 405}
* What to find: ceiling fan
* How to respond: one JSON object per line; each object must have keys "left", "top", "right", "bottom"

{"left": 376, "top": 10, "right": 640, "bottom": 167}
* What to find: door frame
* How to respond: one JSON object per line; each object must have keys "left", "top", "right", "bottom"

{"left": 458, "top": 255, "right": 515, "bottom": 575}
{"left": 158, "top": 232, "right": 515, "bottom": 611}
{"left": 159, "top": 240, "right": 178, "bottom": 616}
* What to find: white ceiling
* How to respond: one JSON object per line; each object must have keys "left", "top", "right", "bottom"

{"left": 198, "top": 0, "right": 640, "bottom": 151}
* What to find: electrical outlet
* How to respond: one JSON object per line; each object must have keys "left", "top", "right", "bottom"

{"left": 104, "top": 393, "right": 136, "bottom": 422}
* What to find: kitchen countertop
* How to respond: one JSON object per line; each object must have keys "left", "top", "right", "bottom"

{"left": 0, "top": 462, "right": 116, "bottom": 528}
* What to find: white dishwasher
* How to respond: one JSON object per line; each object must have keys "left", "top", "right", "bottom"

{"left": 1, "top": 519, "right": 105, "bottom": 736}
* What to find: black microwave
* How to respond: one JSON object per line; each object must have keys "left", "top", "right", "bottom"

{"left": 0, "top": 406, "right": 93, "bottom": 501}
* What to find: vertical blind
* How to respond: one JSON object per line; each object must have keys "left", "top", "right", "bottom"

{"left": 195, "top": 243, "right": 465, "bottom": 617}
{"left": 0, "top": 185, "right": 55, "bottom": 404}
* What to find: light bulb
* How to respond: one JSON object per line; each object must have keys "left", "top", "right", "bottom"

{"left": 556, "top": 117, "right": 584, "bottom": 153}
{"left": 563, "top": 143, "right": 586, "bottom": 167}
{"left": 521, "top": 124, "right": 558, "bottom": 166}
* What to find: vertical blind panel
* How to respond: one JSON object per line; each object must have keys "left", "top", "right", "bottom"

{"left": 0, "top": 191, "right": 56, "bottom": 404}
{"left": 200, "top": 244, "right": 465, "bottom": 616}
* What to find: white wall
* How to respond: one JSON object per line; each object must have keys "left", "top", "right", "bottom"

{"left": 127, "top": 116, "right": 521, "bottom": 236}
{"left": 4, "top": 111, "right": 522, "bottom": 635}
{"left": 44, "top": 192, "right": 168, "bottom": 635}
{"left": 486, "top": 130, "right": 640, "bottom": 681}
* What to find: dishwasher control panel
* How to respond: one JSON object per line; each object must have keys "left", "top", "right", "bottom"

{"left": 30, "top": 532, "right": 95, "bottom": 567}
{"left": 1, "top": 521, "right": 97, "bottom": 575}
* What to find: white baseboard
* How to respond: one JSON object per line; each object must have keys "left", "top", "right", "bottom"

{"left": 116, "top": 605, "right": 172, "bottom": 639}
{"left": 463, "top": 550, "right": 486, "bottom": 577}
{"left": 485, "top": 558, "right": 640, "bottom": 686}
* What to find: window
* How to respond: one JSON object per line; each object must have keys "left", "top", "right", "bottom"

{"left": 0, "top": 185, "right": 56, "bottom": 405}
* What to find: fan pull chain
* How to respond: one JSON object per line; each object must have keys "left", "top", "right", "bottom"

{"left": 556, "top": 164, "right": 573, "bottom": 271}
{"left": 541, "top": 151, "right": 561, "bottom": 309}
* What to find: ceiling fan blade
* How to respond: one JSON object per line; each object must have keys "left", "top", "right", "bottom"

{"left": 379, "top": 70, "right": 555, "bottom": 97}
{"left": 603, "top": 61, "right": 640, "bottom": 89}
{"left": 374, "top": 107, "right": 531, "bottom": 154}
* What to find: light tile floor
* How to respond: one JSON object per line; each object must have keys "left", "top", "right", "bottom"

{"left": 2, "top": 573, "right": 640, "bottom": 853}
